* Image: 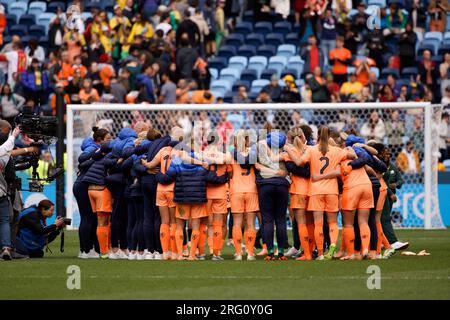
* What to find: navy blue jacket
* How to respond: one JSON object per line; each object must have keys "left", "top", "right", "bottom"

{"left": 75, "top": 137, "right": 100, "bottom": 183}
{"left": 135, "top": 136, "right": 171, "bottom": 184}
{"left": 81, "top": 141, "right": 114, "bottom": 186}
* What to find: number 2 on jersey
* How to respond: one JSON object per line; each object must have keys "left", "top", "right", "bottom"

{"left": 319, "top": 156, "right": 329, "bottom": 174}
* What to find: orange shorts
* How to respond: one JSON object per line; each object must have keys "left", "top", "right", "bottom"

{"left": 156, "top": 191, "right": 176, "bottom": 208}
{"left": 207, "top": 199, "right": 228, "bottom": 215}
{"left": 176, "top": 203, "right": 208, "bottom": 220}
{"left": 308, "top": 194, "right": 339, "bottom": 212}
{"left": 341, "top": 184, "right": 374, "bottom": 211}
{"left": 376, "top": 189, "right": 387, "bottom": 211}
{"left": 230, "top": 193, "right": 259, "bottom": 213}
{"left": 88, "top": 188, "right": 113, "bottom": 213}
{"left": 290, "top": 194, "right": 309, "bottom": 210}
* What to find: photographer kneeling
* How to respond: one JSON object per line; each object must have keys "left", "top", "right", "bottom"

{"left": 15, "top": 200, "right": 67, "bottom": 258}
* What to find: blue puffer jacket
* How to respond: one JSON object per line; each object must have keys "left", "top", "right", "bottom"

{"left": 157, "top": 155, "right": 228, "bottom": 204}
{"left": 81, "top": 141, "right": 114, "bottom": 186}
{"left": 75, "top": 137, "right": 100, "bottom": 183}
{"left": 125, "top": 140, "right": 153, "bottom": 197}
{"left": 105, "top": 128, "right": 137, "bottom": 184}
{"left": 111, "top": 128, "right": 138, "bottom": 158}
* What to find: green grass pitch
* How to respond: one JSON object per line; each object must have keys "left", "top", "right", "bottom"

{"left": 1, "top": 229, "right": 449, "bottom": 300}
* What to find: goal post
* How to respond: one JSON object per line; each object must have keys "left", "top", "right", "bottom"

{"left": 66, "top": 102, "right": 445, "bottom": 230}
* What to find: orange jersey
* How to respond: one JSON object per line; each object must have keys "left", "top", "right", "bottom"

{"left": 302, "top": 145, "right": 347, "bottom": 196}
{"left": 379, "top": 176, "right": 388, "bottom": 191}
{"left": 202, "top": 149, "right": 231, "bottom": 200}
{"left": 283, "top": 146, "right": 310, "bottom": 196}
{"left": 155, "top": 146, "right": 175, "bottom": 192}
{"left": 340, "top": 159, "right": 372, "bottom": 190}
{"left": 230, "top": 158, "right": 257, "bottom": 194}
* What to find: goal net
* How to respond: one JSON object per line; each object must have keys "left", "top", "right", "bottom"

{"left": 66, "top": 102, "right": 445, "bottom": 230}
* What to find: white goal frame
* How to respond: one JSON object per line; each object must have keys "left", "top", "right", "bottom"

{"left": 66, "top": 102, "right": 441, "bottom": 230}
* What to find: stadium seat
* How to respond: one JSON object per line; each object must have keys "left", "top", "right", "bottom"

{"left": 208, "top": 56, "right": 227, "bottom": 71}
{"left": 209, "top": 68, "right": 218, "bottom": 81}
{"left": 285, "top": 33, "right": 300, "bottom": 46}
{"left": 81, "top": 12, "right": 93, "bottom": 22}
{"left": 401, "top": 67, "right": 418, "bottom": 79}
{"left": 248, "top": 56, "right": 268, "bottom": 78}
{"left": 273, "top": 21, "right": 291, "bottom": 35}
{"left": 28, "top": 25, "right": 46, "bottom": 38}
{"left": 47, "top": 2, "right": 66, "bottom": 13}
{"left": 28, "top": 1, "right": 47, "bottom": 19}
{"left": 438, "top": 44, "right": 450, "bottom": 55}
{"left": 225, "top": 33, "right": 245, "bottom": 47}
{"left": 265, "top": 33, "right": 284, "bottom": 47}
{"left": 17, "top": 0, "right": 30, "bottom": 4}
{"left": 237, "top": 45, "right": 257, "bottom": 58}
{"left": 268, "top": 56, "right": 288, "bottom": 76}
{"left": 368, "top": 0, "right": 386, "bottom": 6}
{"left": 39, "top": 35, "right": 49, "bottom": 51}
{"left": 417, "top": 43, "right": 437, "bottom": 56}
{"left": 37, "top": 13, "right": 56, "bottom": 34}
{"left": 254, "top": 21, "right": 272, "bottom": 34}
{"left": 444, "top": 31, "right": 450, "bottom": 42}
{"left": 240, "top": 69, "right": 258, "bottom": 83}
{"left": 228, "top": 56, "right": 248, "bottom": 73}
{"left": 380, "top": 68, "right": 400, "bottom": 79}
{"left": 9, "top": 24, "right": 28, "bottom": 37}
{"left": 19, "top": 14, "right": 36, "bottom": 28}
{"left": 218, "top": 45, "right": 237, "bottom": 59}
{"left": 425, "top": 31, "right": 444, "bottom": 43}
{"left": 232, "top": 80, "right": 250, "bottom": 92}
{"left": 9, "top": 2, "right": 28, "bottom": 18}
{"left": 250, "top": 79, "right": 270, "bottom": 93}
{"left": 432, "top": 55, "right": 443, "bottom": 63}
{"left": 20, "top": 35, "right": 31, "bottom": 45}
{"left": 281, "top": 68, "right": 300, "bottom": 80}
{"left": 246, "top": 33, "right": 265, "bottom": 47}
{"left": 261, "top": 68, "right": 277, "bottom": 80}
{"left": 85, "top": 2, "right": 102, "bottom": 11}
{"left": 6, "top": 14, "right": 17, "bottom": 26}
{"left": 234, "top": 22, "right": 253, "bottom": 35}
{"left": 370, "top": 66, "right": 380, "bottom": 78}
{"left": 295, "top": 79, "right": 305, "bottom": 87}
{"left": 220, "top": 68, "right": 241, "bottom": 83}
{"left": 223, "top": 91, "right": 233, "bottom": 103}
{"left": 211, "top": 80, "right": 232, "bottom": 95}
{"left": 257, "top": 45, "right": 276, "bottom": 58}
{"left": 243, "top": 10, "right": 253, "bottom": 23}
{"left": 277, "top": 44, "right": 296, "bottom": 58}
{"left": 210, "top": 90, "right": 224, "bottom": 99}
{"left": 443, "top": 159, "right": 450, "bottom": 170}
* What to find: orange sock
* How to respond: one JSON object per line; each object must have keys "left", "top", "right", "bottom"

{"left": 96, "top": 225, "right": 110, "bottom": 254}
{"left": 382, "top": 232, "right": 391, "bottom": 249}
{"left": 359, "top": 223, "right": 371, "bottom": 254}
{"left": 307, "top": 223, "right": 315, "bottom": 253}
{"left": 328, "top": 221, "right": 339, "bottom": 245}
{"left": 298, "top": 223, "right": 311, "bottom": 259}
{"left": 343, "top": 226, "right": 355, "bottom": 256}
{"left": 314, "top": 220, "right": 324, "bottom": 256}
{"left": 170, "top": 223, "right": 176, "bottom": 253}
{"left": 175, "top": 228, "right": 184, "bottom": 256}
{"left": 341, "top": 227, "right": 347, "bottom": 253}
{"left": 213, "top": 221, "right": 222, "bottom": 256}
{"left": 262, "top": 243, "right": 267, "bottom": 251}
{"left": 376, "top": 222, "right": 383, "bottom": 254}
{"left": 245, "top": 228, "right": 256, "bottom": 256}
{"left": 232, "top": 226, "right": 243, "bottom": 255}
{"left": 160, "top": 223, "right": 170, "bottom": 254}
{"left": 189, "top": 230, "right": 200, "bottom": 258}
{"left": 198, "top": 224, "right": 207, "bottom": 256}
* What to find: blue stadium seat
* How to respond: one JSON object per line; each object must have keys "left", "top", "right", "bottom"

{"left": 438, "top": 44, "right": 450, "bottom": 55}
{"left": 209, "top": 68, "right": 218, "bottom": 81}
{"left": 380, "top": 67, "right": 400, "bottom": 79}
{"left": 39, "top": 35, "right": 49, "bottom": 52}
{"left": 431, "top": 55, "right": 443, "bottom": 63}
{"left": 425, "top": 31, "right": 444, "bottom": 43}
{"left": 443, "top": 159, "right": 450, "bottom": 170}
{"left": 417, "top": 43, "right": 437, "bottom": 56}
{"left": 277, "top": 44, "right": 296, "bottom": 58}
{"left": 248, "top": 56, "right": 268, "bottom": 78}
{"left": 9, "top": 24, "right": 28, "bottom": 37}
{"left": 208, "top": 56, "right": 227, "bottom": 71}
{"left": 240, "top": 69, "right": 258, "bottom": 83}
{"left": 368, "top": 0, "right": 386, "bottom": 6}
{"left": 265, "top": 33, "right": 284, "bottom": 47}
{"left": 20, "top": 35, "right": 31, "bottom": 45}
{"left": 28, "top": 25, "right": 46, "bottom": 38}
{"left": 234, "top": 22, "right": 253, "bottom": 35}
{"left": 220, "top": 68, "right": 241, "bottom": 83}
{"left": 254, "top": 21, "right": 272, "bottom": 34}
{"left": 47, "top": 2, "right": 65, "bottom": 13}
{"left": 226, "top": 33, "right": 245, "bottom": 47}
{"left": 243, "top": 10, "right": 253, "bottom": 23}
{"left": 228, "top": 56, "right": 248, "bottom": 72}
{"left": 85, "top": 2, "right": 102, "bottom": 11}
{"left": 396, "top": 78, "right": 410, "bottom": 87}
{"left": 218, "top": 45, "right": 237, "bottom": 59}
{"left": 261, "top": 68, "right": 277, "bottom": 80}
{"left": 9, "top": 2, "right": 28, "bottom": 18}
{"left": 37, "top": 13, "right": 56, "bottom": 34}
{"left": 423, "top": 39, "right": 440, "bottom": 54}
{"left": 246, "top": 33, "right": 265, "bottom": 47}
{"left": 250, "top": 79, "right": 270, "bottom": 94}
{"left": 19, "top": 14, "right": 36, "bottom": 28}
{"left": 257, "top": 45, "right": 276, "bottom": 58}
{"left": 17, "top": 0, "right": 30, "bottom": 4}
{"left": 28, "top": 1, "right": 47, "bottom": 19}
{"left": 237, "top": 45, "right": 257, "bottom": 58}
{"left": 81, "top": 12, "right": 93, "bottom": 22}
{"left": 232, "top": 80, "right": 250, "bottom": 92}
{"left": 268, "top": 56, "right": 288, "bottom": 76}
{"left": 281, "top": 68, "right": 300, "bottom": 80}
{"left": 223, "top": 91, "right": 233, "bottom": 103}
{"left": 370, "top": 66, "right": 380, "bottom": 78}
{"left": 285, "top": 33, "right": 300, "bottom": 46}
{"left": 6, "top": 14, "right": 17, "bottom": 26}
{"left": 248, "top": 91, "right": 259, "bottom": 100}
{"left": 211, "top": 79, "right": 233, "bottom": 95}
{"left": 273, "top": 21, "right": 291, "bottom": 35}
{"left": 445, "top": 31, "right": 450, "bottom": 42}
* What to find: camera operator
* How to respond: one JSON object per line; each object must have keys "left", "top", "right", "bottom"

{"left": 15, "top": 200, "right": 67, "bottom": 258}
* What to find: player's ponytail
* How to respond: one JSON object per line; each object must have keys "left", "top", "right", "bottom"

{"left": 92, "top": 127, "right": 110, "bottom": 142}
{"left": 318, "top": 125, "right": 330, "bottom": 156}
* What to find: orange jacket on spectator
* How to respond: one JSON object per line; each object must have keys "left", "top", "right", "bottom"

{"left": 396, "top": 150, "right": 420, "bottom": 173}
{"left": 50, "top": 93, "right": 71, "bottom": 115}
{"left": 191, "top": 90, "right": 214, "bottom": 104}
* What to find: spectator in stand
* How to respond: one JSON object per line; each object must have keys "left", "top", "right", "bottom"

{"left": 410, "top": 116, "right": 424, "bottom": 160}
{"left": 339, "top": 73, "right": 363, "bottom": 99}
{"left": 301, "top": 35, "right": 325, "bottom": 75}
{"left": 351, "top": 2, "right": 369, "bottom": 37}
{"left": 20, "top": 58, "right": 50, "bottom": 106}
{"left": 398, "top": 23, "right": 417, "bottom": 72}
{"left": 190, "top": 8, "right": 209, "bottom": 54}
{"left": 233, "top": 85, "right": 251, "bottom": 104}
{"left": 304, "top": 0, "right": 328, "bottom": 39}
{"left": 326, "top": 73, "right": 339, "bottom": 98}
{"left": 0, "top": 83, "right": 25, "bottom": 125}
{"left": 378, "top": 84, "right": 397, "bottom": 103}
{"left": 396, "top": 141, "right": 420, "bottom": 173}
{"left": 49, "top": 82, "right": 70, "bottom": 116}
{"left": 63, "top": 28, "right": 86, "bottom": 64}
{"left": 439, "top": 112, "right": 449, "bottom": 161}
{"left": 354, "top": 57, "right": 375, "bottom": 86}
{"left": 411, "top": 0, "right": 428, "bottom": 33}
{"left": 367, "top": 72, "right": 380, "bottom": 100}
{"left": 308, "top": 67, "right": 329, "bottom": 103}
{"left": 386, "top": 74, "right": 400, "bottom": 98}
{"left": 176, "top": 78, "right": 191, "bottom": 104}
{"left": 320, "top": 9, "right": 337, "bottom": 60}
{"left": 192, "top": 57, "right": 211, "bottom": 90}
{"left": 440, "top": 53, "right": 450, "bottom": 97}
{"left": 417, "top": 50, "right": 440, "bottom": 98}
{"left": 360, "top": 110, "right": 386, "bottom": 143}
{"left": 255, "top": 89, "right": 273, "bottom": 104}
{"left": 176, "top": 10, "right": 200, "bottom": 48}
{"left": 25, "top": 39, "right": 46, "bottom": 65}
{"left": 122, "top": 0, "right": 135, "bottom": 21}
{"left": 262, "top": 74, "right": 282, "bottom": 102}
{"left": 0, "top": 43, "right": 28, "bottom": 87}
{"left": 79, "top": 78, "right": 100, "bottom": 104}
{"left": 87, "top": 33, "right": 106, "bottom": 67}
{"left": 204, "top": 0, "right": 217, "bottom": 57}
{"left": 366, "top": 27, "right": 386, "bottom": 70}
{"left": 136, "top": 64, "right": 156, "bottom": 104}
{"left": 176, "top": 34, "right": 199, "bottom": 79}
{"left": 279, "top": 75, "right": 301, "bottom": 103}
{"left": 215, "top": 0, "right": 226, "bottom": 50}
{"left": 342, "top": 18, "right": 360, "bottom": 55}
{"left": 329, "top": 36, "right": 352, "bottom": 85}
{"left": 159, "top": 72, "right": 177, "bottom": 104}
{"left": 90, "top": 11, "right": 112, "bottom": 54}
{"left": 128, "top": 13, "right": 154, "bottom": 44}
{"left": 384, "top": 2, "right": 407, "bottom": 37}
{"left": 428, "top": 0, "right": 449, "bottom": 32}
{"left": 442, "top": 85, "right": 450, "bottom": 106}
{"left": 385, "top": 110, "right": 406, "bottom": 157}
{"left": 332, "top": 0, "right": 352, "bottom": 33}
{"left": 357, "top": 86, "right": 374, "bottom": 103}
{"left": 397, "top": 85, "right": 409, "bottom": 102}
{"left": 66, "top": 68, "right": 83, "bottom": 101}
{"left": 216, "top": 110, "right": 234, "bottom": 146}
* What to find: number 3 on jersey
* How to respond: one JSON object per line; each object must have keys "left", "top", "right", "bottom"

{"left": 319, "top": 156, "right": 329, "bottom": 174}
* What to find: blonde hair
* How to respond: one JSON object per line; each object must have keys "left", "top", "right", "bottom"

{"left": 318, "top": 126, "right": 330, "bottom": 156}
